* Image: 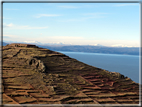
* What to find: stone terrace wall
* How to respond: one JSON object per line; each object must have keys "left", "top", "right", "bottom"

{"left": 7, "top": 43, "right": 38, "bottom": 48}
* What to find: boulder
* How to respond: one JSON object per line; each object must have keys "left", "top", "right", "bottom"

{"left": 111, "top": 72, "right": 125, "bottom": 79}
{"left": 27, "top": 58, "right": 46, "bottom": 73}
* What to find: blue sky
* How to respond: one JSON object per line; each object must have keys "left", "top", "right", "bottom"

{"left": 3, "top": 2, "right": 140, "bottom": 47}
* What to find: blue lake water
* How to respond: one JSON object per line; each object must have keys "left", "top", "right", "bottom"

{"left": 57, "top": 51, "right": 140, "bottom": 83}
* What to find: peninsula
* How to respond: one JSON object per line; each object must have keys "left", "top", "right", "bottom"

{"left": 2, "top": 43, "right": 140, "bottom": 105}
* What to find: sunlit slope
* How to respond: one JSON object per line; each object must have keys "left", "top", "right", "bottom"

{"left": 2, "top": 43, "right": 139, "bottom": 105}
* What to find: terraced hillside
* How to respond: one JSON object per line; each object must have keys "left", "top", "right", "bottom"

{"left": 2, "top": 43, "right": 140, "bottom": 105}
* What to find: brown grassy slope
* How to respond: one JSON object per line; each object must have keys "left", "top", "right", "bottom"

{"left": 2, "top": 43, "right": 140, "bottom": 105}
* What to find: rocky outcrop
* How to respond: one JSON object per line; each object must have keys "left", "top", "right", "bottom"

{"left": 27, "top": 57, "right": 46, "bottom": 73}
{"left": 103, "top": 70, "right": 126, "bottom": 79}
{"left": 111, "top": 72, "right": 125, "bottom": 79}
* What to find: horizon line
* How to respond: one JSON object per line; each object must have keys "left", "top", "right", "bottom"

{"left": 2, "top": 41, "right": 140, "bottom": 48}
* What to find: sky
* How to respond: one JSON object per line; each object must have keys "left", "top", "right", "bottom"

{"left": 3, "top": 2, "right": 140, "bottom": 47}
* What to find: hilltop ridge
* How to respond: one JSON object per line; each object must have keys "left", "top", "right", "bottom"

{"left": 2, "top": 43, "right": 140, "bottom": 105}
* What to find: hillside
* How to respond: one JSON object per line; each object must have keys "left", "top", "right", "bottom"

{"left": 2, "top": 43, "right": 140, "bottom": 105}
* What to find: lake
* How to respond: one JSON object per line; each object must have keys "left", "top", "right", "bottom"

{"left": 58, "top": 51, "right": 140, "bottom": 83}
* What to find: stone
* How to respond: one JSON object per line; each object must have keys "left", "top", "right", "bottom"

{"left": 27, "top": 57, "right": 46, "bottom": 73}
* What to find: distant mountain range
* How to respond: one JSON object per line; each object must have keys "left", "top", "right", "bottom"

{"left": 2, "top": 41, "right": 139, "bottom": 55}
{"left": 0, "top": 41, "right": 8, "bottom": 46}
{"left": 37, "top": 45, "right": 139, "bottom": 55}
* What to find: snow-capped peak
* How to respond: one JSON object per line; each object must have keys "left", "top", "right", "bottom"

{"left": 111, "top": 44, "right": 133, "bottom": 47}
{"left": 23, "top": 41, "right": 42, "bottom": 44}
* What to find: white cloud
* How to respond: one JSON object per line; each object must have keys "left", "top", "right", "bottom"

{"left": 3, "top": 23, "right": 48, "bottom": 29}
{"left": 50, "top": 36, "right": 83, "bottom": 40}
{"left": 3, "top": 23, "right": 13, "bottom": 27}
{"left": 83, "top": 4, "right": 99, "bottom": 8}
{"left": 3, "top": 35, "right": 25, "bottom": 43}
{"left": 59, "top": 18, "right": 85, "bottom": 22}
{"left": 60, "top": 12, "right": 109, "bottom": 22}
{"left": 111, "top": 44, "right": 132, "bottom": 47}
{"left": 35, "top": 14, "right": 61, "bottom": 18}
{"left": 3, "top": 17, "right": 11, "bottom": 19}
{"left": 3, "top": 34, "right": 19, "bottom": 39}
{"left": 5, "top": 8, "right": 19, "bottom": 10}
{"left": 6, "top": 23, "right": 13, "bottom": 27}
{"left": 35, "top": 36, "right": 85, "bottom": 44}
{"left": 58, "top": 5, "right": 79, "bottom": 9}
{"left": 3, "top": 34, "right": 39, "bottom": 43}
{"left": 112, "top": 44, "right": 139, "bottom": 47}
{"left": 82, "top": 12, "right": 109, "bottom": 19}
{"left": 114, "top": 3, "right": 139, "bottom": 7}
{"left": 16, "top": 25, "right": 48, "bottom": 29}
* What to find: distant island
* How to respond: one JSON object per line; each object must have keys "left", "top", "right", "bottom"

{"left": 2, "top": 41, "right": 139, "bottom": 55}
{"left": 38, "top": 45, "right": 139, "bottom": 56}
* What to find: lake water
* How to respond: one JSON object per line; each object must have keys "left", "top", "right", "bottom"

{"left": 57, "top": 51, "right": 140, "bottom": 83}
